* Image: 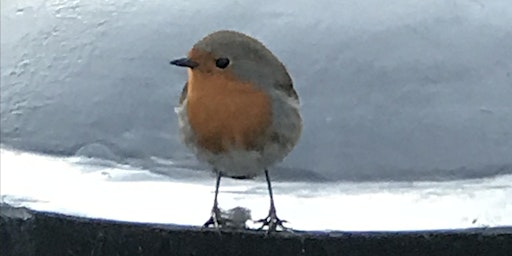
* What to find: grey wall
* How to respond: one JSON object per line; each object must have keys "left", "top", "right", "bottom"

{"left": 1, "top": 0, "right": 511, "bottom": 181}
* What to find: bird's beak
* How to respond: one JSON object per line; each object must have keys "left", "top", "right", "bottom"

{"left": 170, "top": 58, "right": 199, "bottom": 69}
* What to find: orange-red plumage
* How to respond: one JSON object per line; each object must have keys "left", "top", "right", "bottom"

{"left": 185, "top": 49, "right": 272, "bottom": 153}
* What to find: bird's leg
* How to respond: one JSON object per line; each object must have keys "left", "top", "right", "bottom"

{"left": 203, "top": 170, "right": 223, "bottom": 228}
{"left": 257, "top": 169, "right": 288, "bottom": 232}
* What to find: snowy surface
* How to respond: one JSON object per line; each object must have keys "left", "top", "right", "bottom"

{"left": 2, "top": 147, "right": 511, "bottom": 231}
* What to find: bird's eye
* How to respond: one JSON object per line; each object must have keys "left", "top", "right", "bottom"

{"left": 215, "top": 58, "right": 230, "bottom": 69}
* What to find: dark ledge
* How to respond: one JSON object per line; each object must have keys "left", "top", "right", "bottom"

{"left": 1, "top": 203, "right": 511, "bottom": 256}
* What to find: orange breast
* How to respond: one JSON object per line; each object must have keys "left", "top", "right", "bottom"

{"left": 186, "top": 70, "right": 272, "bottom": 154}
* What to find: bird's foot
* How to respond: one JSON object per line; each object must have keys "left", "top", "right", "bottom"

{"left": 256, "top": 209, "right": 290, "bottom": 233}
{"left": 203, "top": 205, "right": 223, "bottom": 229}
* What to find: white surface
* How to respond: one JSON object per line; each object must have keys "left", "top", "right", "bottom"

{"left": 1, "top": 147, "right": 511, "bottom": 231}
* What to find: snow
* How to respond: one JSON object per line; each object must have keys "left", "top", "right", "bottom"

{"left": 2, "top": 148, "right": 510, "bottom": 231}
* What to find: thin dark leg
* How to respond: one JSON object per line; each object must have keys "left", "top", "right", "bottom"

{"left": 265, "top": 169, "right": 276, "bottom": 215}
{"left": 257, "top": 169, "right": 288, "bottom": 232}
{"left": 213, "top": 170, "right": 221, "bottom": 210}
{"left": 203, "top": 169, "right": 222, "bottom": 228}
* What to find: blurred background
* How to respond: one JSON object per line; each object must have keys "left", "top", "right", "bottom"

{"left": 2, "top": 0, "right": 512, "bottom": 181}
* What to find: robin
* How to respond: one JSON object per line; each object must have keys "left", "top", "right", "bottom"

{"left": 170, "top": 30, "right": 302, "bottom": 232}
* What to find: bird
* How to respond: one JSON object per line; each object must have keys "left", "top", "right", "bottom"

{"left": 170, "top": 30, "right": 302, "bottom": 232}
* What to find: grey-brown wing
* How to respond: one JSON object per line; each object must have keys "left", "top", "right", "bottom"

{"left": 179, "top": 82, "right": 188, "bottom": 104}
{"left": 276, "top": 81, "right": 299, "bottom": 101}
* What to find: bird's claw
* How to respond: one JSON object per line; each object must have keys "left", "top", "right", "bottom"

{"left": 256, "top": 212, "right": 289, "bottom": 232}
{"left": 203, "top": 206, "right": 222, "bottom": 229}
